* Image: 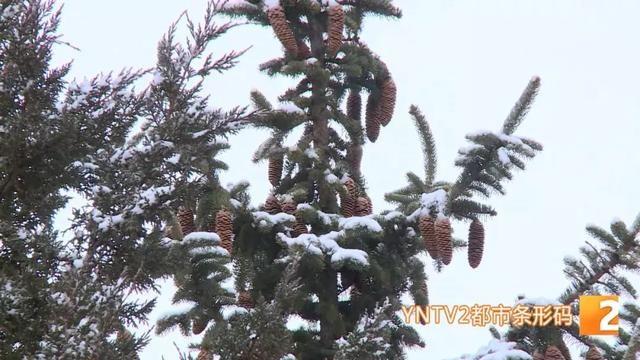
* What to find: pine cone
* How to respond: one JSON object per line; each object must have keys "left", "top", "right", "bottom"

{"left": 365, "top": 195, "right": 373, "bottom": 214}
{"left": 281, "top": 198, "right": 297, "bottom": 214}
{"left": 265, "top": 195, "right": 282, "bottom": 214}
{"left": 340, "top": 194, "right": 355, "bottom": 217}
{"left": 347, "top": 90, "right": 362, "bottom": 122}
{"left": 177, "top": 207, "right": 196, "bottom": 236}
{"left": 116, "top": 329, "right": 133, "bottom": 342}
{"left": 192, "top": 318, "right": 208, "bottom": 335}
{"left": 355, "top": 197, "right": 371, "bottom": 216}
{"left": 342, "top": 177, "right": 357, "bottom": 196}
{"left": 419, "top": 215, "right": 438, "bottom": 259}
{"left": 163, "top": 225, "right": 178, "bottom": 239}
{"left": 585, "top": 347, "right": 603, "bottom": 360}
{"left": 293, "top": 214, "right": 308, "bottom": 237}
{"left": 532, "top": 352, "right": 544, "bottom": 360}
{"left": 467, "top": 219, "right": 485, "bottom": 269}
{"left": 347, "top": 144, "right": 363, "bottom": 179}
{"left": 326, "top": 5, "right": 344, "bottom": 57}
{"left": 267, "top": 7, "right": 298, "bottom": 55}
{"left": 196, "top": 350, "right": 211, "bottom": 360}
{"left": 435, "top": 217, "right": 453, "bottom": 265}
{"left": 544, "top": 346, "right": 566, "bottom": 360}
{"left": 268, "top": 155, "right": 284, "bottom": 187}
{"left": 215, "top": 208, "right": 233, "bottom": 254}
{"left": 378, "top": 77, "right": 397, "bottom": 126}
{"left": 238, "top": 291, "right": 254, "bottom": 309}
{"left": 365, "top": 92, "right": 381, "bottom": 142}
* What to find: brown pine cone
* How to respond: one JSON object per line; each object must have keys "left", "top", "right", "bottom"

{"left": 467, "top": 219, "right": 485, "bottom": 269}
{"left": 365, "top": 92, "right": 381, "bottom": 142}
{"left": 532, "top": 352, "right": 544, "bottom": 360}
{"left": 196, "top": 350, "right": 211, "bottom": 360}
{"left": 365, "top": 195, "right": 373, "bottom": 214}
{"left": 326, "top": 5, "right": 344, "bottom": 57}
{"left": 347, "top": 144, "right": 363, "bottom": 179}
{"left": 340, "top": 193, "right": 355, "bottom": 217}
{"left": 267, "top": 7, "right": 298, "bottom": 55}
{"left": 347, "top": 90, "right": 362, "bottom": 122}
{"left": 378, "top": 77, "right": 397, "bottom": 126}
{"left": 435, "top": 217, "right": 453, "bottom": 265}
{"left": 215, "top": 208, "right": 233, "bottom": 254}
{"left": 585, "top": 347, "right": 603, "bottom": 360}
{"left": 544, "top": 346, "right": 566, "bottom": 360}
{"left": 265, "top": 195, "right": 282, "bottom": 214}
{"left": 177, "top": 207, "right": 196, "bottom": 236}
{"left": 281, "top": 198, "right": 297, "bottom": 214}
{"left": 238, "top": 291, "right": 254, "bottom": 309}
{"left": 192, "top": 318, "right": 208, "bottom": 335}
{"left": 355, "top": 197, "right": 371, "bottom": 216}
{"left": 163, "top": 225, "right": 178, "bottom": 239}
{"left": 268, "top": 155, "right": 284, "bottom": 187}
{"left": 419, "top": 215, "right": 438, "bottom": 259}
{"left": 293, "top": 214, "right": 308, "bottom": 237}
{"left": 343, "top": 176, "right": 359, "bottom": 196}
{"left": 116, "top": 329, "right": 133, "bottom": 342}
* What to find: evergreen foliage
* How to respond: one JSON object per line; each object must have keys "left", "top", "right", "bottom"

{"left": 8, "top": 1, "right": 638, "bottom": 360}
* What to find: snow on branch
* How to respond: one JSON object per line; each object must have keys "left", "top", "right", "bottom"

{"left": 338, "top": 216, "right": 383, "bottom": 233}
{"left": 183, "top": 231, "right": 221, "bottom": 243}
{"left": 277, "top": 231, "right": 368, "bottom": 266}
{"left": 253, "top": 211, "right": 297, "bottom": 228}
{"left": 450, "top": 339, "right": 531, "bottom": 360}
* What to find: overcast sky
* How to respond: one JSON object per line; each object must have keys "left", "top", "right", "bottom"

{"left": 51, "top": 0, "right": 640, "bottom": 359}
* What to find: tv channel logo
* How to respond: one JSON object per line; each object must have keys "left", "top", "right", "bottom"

{"left": 579, "top": 295, "right": 620, "bottom": 336}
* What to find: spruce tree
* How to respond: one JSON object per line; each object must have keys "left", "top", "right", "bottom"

{"left": 155, "top": 1, "right": 543, "bottom": 359}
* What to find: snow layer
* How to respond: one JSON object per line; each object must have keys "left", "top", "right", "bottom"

{"left": 253, "top": 211, "right": 296, "bottom": 225}
{"left": 452, "top": 340, "right": 531, "bottom": 360}
{"left": 497, "top": 147, "right": 511, "bottom": 166}
{"left": 264, "top": 0, "right": 281, "bottom": 9}
{"left": 221, "top": 305, "right": 249, "bottom": 319}
{"left": 189, "top": 246, "right": 229, "bottom": 257}
{"left": 279, "top": 101, "right": 305, "bottom": 114}
{"left": 158, "top": 300, "right": 198, "bottom": 319}
{"left": 183, "top": 231, "right": 221, "bottom": 243}
{"left": 515, "top": 297, "right": 561, "bottom": 306}
{"left": 277, "top": 231, "right": 368, "bottom": 266}
{"left": 339, "top": 216, "right": 383, "bottom": 233}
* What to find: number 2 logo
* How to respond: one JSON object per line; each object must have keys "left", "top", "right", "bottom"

{"left": 579, "top": 295, "right": 619, "bottom": 336}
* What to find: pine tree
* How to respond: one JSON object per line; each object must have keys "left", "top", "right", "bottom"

{"left": 178, "top": 1, "right": 545, "bottom": 358}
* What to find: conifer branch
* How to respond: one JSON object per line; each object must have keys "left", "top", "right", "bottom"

{"left": 502, "top": 76, "right": 541, "bottom": 135}
{"left": 409, "top": 105, "right": 437, "bottom": 188}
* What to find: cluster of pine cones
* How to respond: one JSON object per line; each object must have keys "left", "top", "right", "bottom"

{"left": 267, "top": 2, "right": 344, "bottom": 59}
{"left": 175, "top": 206, "right": 233, "bottom": 254}
{"left": 171, "top": 206, "right": 255, "bottom": 339}
{"left": 265, "top": 195, "right": 308, "bottom": 237}
{"left": 346, "top": 75, "right": 397, "bottom": 144}
{"left": 533, "top": 345, "right": 603, "bottom": 360}
{"left": 340, "top": 176, "right": 372, "bottom": 217}
{"left": 418, "top": 215, "right": 484, "bottom": 268}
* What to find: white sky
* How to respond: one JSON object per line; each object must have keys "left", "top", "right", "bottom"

{"left": 51, "top": 0, "right": 640, "bottom": 359}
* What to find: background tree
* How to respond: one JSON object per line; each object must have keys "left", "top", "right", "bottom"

{"left": 0, "top": 0, "right": 251, "bottom": 358}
